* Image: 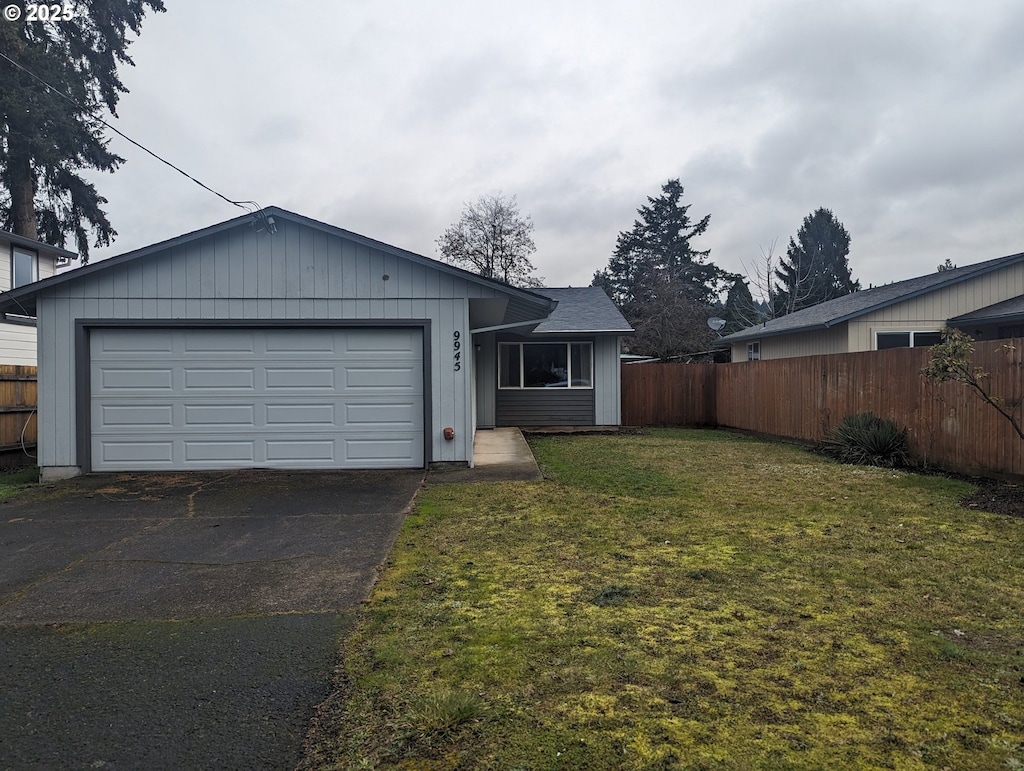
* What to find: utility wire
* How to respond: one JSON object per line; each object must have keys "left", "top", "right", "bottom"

{"left": 0, "top": 48, "right": 262, "bottom": 216}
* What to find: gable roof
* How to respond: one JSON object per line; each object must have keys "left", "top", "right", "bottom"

{"left": 0, "top": 206, "right": 556, "bottom": 319}
{"left": 720, "top": 251, "right": 1024, "bottom": 344}
{"left": 531, "top": 287, "right": 634, "bottom": 334}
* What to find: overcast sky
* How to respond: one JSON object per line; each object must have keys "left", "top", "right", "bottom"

{"left": 83, "top": 0, "right": 1023, "bottom": 297}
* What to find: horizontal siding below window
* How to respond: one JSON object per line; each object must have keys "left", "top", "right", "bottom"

{"left": 496, "top": 389, "right": 595, "bottom": 426}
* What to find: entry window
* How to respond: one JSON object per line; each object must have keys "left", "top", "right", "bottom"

{"left": 12, "top": 246, "right": 38, "bottom": 288}
{"left": 498, "top": 342, "right": 593, "bottom": 388}
{"left": 747, "top": 342, "right": 760, "bottom": 361}
{"left": 876, "top": 331, "right": 942, "bottom": 350}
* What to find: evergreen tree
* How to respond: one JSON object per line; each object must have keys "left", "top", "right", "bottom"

{"left": 722, "top": 277, "right": 762, "bottom": 335}
{"left": 773, "top": 208, "right": 859, "bottom": 316}
{"left": 592, "top": 179, "right": 733, "bottom": 359}
{"left": 0, "top": 0, "right": 165, "bottom": 261}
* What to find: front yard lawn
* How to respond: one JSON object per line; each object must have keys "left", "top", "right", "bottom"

{"left": 302, "top": 429, "right": 1024, "bottom": 770}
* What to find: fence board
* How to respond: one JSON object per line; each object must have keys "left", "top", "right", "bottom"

{"left": 622, "top": 339, "right": 1024, "bottom": 478}
{"left": 621, "top": 362, "right": 716, "bottom": 426}
{"left": 0, "top": 365, "right": 38, "bottom": 451}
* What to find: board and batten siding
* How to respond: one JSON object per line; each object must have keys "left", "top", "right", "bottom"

{"left": 35, "top": 218, "right": 505, "bottom": 472}
{"left": 593, "top": 335, "right": 622, "bottom": 424}
{"left": 848, "top": 262, "right": 1024, "bottom": 351}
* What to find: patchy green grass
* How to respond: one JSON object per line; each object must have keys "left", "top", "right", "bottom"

{"left": 0, "top": 466, "right": 37, "bottom": 501}
{"left": 302, "top": 429, "right": 1024, "bottom": 770}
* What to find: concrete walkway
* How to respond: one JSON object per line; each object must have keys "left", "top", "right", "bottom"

{"left": 428, "top": 428, "right": 542, "bottom": 483}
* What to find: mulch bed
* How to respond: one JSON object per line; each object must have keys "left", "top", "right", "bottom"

{"left": 961, "top": 481, "right": 1024, "bottom": 518}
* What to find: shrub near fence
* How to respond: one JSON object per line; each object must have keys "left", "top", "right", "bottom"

{"left": 0, "top": 365, "right": 37, "bottom": 455}
{"left": 621, "top": 339, "right": 1024, "bottom": 478}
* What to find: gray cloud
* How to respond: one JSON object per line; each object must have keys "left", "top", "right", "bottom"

{"left": 80, "top": 0, "right": 1021, "bottom": 291}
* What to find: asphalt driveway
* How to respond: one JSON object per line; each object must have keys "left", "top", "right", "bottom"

{"left": 0, "top": 468, "right": 424, "bottom": 769}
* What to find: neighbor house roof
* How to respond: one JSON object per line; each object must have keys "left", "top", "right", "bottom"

{"left": 531, "top": 287, "right": 634, "bottom": 334}
{"left": 0, "top": 206, "right": 557, "bottom": 320}
{"left": 720, "top": 251, "right": 1024, "bottom": 344}
{"left": 948, "top": 295, "right": 1024, "bottom": 326}
{"left": 0, "top": 228, "right": 79, "bottom": 262}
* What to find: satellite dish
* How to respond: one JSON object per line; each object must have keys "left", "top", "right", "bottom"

{"left": 707, "top": 317, "right": 727, "bottom": 333}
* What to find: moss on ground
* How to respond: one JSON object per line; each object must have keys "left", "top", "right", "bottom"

{"left": 302, "top": 429, "right": 1024, "bottom": 770}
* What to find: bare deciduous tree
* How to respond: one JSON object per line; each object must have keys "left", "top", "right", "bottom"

{"left": 436, "top": 194, "right": 542, "bottom": 287}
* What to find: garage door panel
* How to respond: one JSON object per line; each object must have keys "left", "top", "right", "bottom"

{"left": 184, "top": 368, "right": 256, "bottom": 390}
{"left": 183, "top": 404, "right": 256, "bottom": 426}
{"left": 90, "top": 327, "right": 424, "bottom": 471}
{"left": 345, "top": 329, "right": 418, "bottom": 353}
{"left": 266, "top": 367, "right": 335, "bottom": 389}
{"left": 183, "top": 330, "right": 255, "bottom": 353}
{"left": 344, "top": 437, "right": 420, "bottom": 463}
{"left": 265, "top": 403, "right": 336, "bottom": 425}
{"left": 100, "top": 441, "right": 174, "bottom": 463}
{"left": 344, "top": 402, "right": 419, "bottom": 427}
{"left": 265, "top": 439, "right": 336, "bottom": 462}
{"left": 99, "top": 404, "right": 174, "bottom": 427}
{"left": 264, "top": 329, "right": 335, "bottom": 353}
{"left": 99, "top": 368, "right": 174, "bottom": 390}
{"left": 184, "top": 440, "right": 257, "bottom": 463}
{"left": 344, "top": 365, "right": 419, "bottom": 389}
{"left": 96, "top": 330, "right": 174, "bottom": 355}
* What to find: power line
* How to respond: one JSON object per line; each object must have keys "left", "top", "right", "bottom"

{"left": 0, "top": 48, "right": 264, "bottom": 218}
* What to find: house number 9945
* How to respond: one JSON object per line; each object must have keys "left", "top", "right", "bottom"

{"left": 453, "top": 330, "right": 462, "bottom": 372}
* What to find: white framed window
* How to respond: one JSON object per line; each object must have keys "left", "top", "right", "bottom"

{"left": 875, "top": 331, "right": 943, "bottom": 350}
{"left": 12, "top": 246, "right": 38, "bottom": 288}
{"left": 498, "top": 342, "right": 594, "bottom": 389}
{"left": 747, "top": 342, "right": 760, "bottom": 361}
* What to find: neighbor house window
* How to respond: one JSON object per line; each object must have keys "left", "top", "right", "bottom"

{"left": 11, "top": 246, "right": 38, "bottom": 288}
{"left": 747, "top": 342, "right": 760, "bottom": 361}
{"left": 875, "top": 331, "right": 942, "bottom": 350}
{"left": 498, "top": 342, "right": 593, "bottom": 388}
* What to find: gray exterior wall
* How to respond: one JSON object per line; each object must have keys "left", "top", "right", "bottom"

{"left": 496, "top": 389, "right": 596, "bottom": 426}
{"left": 488, "top": 333, "right": 621, "bottom": 427}
{"left": 35, "top": 218, "right": 515, "bottom": 472}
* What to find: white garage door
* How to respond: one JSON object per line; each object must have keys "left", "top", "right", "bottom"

{"left": 90, "top": 327, "right": 424, "bottom": 471}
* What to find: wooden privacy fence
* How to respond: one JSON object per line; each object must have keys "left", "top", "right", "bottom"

{"left": 0, "top": 365, "right": 37, "bottom": 454}
{"left": 622, "top": 339, "right": 1024, "bottom": 478}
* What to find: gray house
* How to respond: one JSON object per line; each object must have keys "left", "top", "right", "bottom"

{"left": 0, "top": 207, "right": 631, "bottom": 479}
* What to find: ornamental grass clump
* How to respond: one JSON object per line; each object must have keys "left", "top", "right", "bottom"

{"left": 822, "top": 412, "right": 910, "bottom": 468}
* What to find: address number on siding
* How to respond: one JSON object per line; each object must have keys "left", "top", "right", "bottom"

{"left": 453, "top": 330, "right": 462, "bottom": 372}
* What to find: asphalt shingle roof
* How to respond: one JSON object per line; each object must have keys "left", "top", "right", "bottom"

{"left": 720, "top": 251, "right": 1024, "bottom": 343}
{"left": 532, "top": 287, "right": 634, "bottom": 334}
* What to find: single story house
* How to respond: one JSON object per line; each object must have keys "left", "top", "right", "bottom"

{"left": 0, "top": 207, "right": 632, "bottom": 479}
{"left": 720, "top": 251, "right": 1024, "bottom": 361}
{"left": 1, "top": 228, "right": 77, "bottom": 365}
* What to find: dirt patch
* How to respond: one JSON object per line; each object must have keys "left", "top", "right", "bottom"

{"left": 961, "top": 481, "right": 1024, "bottom": 518}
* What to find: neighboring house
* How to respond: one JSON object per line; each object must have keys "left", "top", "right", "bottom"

{"left": 0, "top": 207, "right": 632, "bottom": 479}
{"left": 720, "top": 252, "right": 1024, "bottom": 361}
{"left": 0, "top": 229, "right": 77, "bottom": 365}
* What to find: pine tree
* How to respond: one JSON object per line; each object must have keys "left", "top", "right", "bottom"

{"left": 0, "top": 0, "right": 165, "bottom": 261}
{"left": 592, "top": 179, "right": 733, "bottom": 360}
{"left": 723, "top": 278, "right": 762, "bottom": 335}
{"left": 773, "top": 208, "right": 858, "bottom": 315}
